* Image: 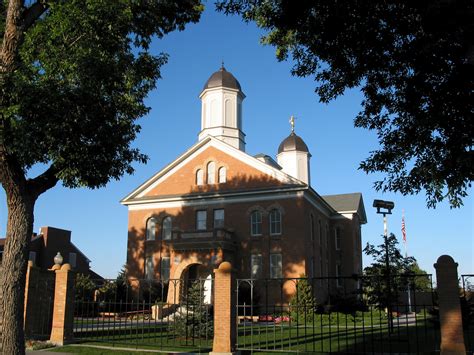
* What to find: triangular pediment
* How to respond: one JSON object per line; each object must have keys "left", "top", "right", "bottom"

{"left": 121, "top": 137, "right": 304, "bottom": 204}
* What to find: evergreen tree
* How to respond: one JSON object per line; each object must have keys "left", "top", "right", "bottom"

{"left": 291, "top": 276, "right": 317, "bottom": 323}
{"left": 170, "top": 280, "right": 213, "bottom": 339}
{"left": 363, "top": 233, "right": 417, "bottom": 309}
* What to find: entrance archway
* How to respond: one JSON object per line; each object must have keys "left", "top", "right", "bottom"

{"left": 167, "top": 256, "right": 213, "bottom": 304}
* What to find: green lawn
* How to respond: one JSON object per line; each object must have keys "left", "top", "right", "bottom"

{"left": 69, "top": 312, "right": 474, "bottom": 354}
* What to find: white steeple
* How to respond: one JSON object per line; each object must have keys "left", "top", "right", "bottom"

{"left": 277, "top": 116, "right": 311, "bottom": 185}
{"left": 198, "top": 65, "right": 246, "bottom": 151}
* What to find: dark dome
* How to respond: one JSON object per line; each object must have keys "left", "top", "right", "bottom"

{"left": 203, "top": 66, "right": 242, "bottom": 91}
{"left": 278, "top": 132, "right": 309, "bottom": 154}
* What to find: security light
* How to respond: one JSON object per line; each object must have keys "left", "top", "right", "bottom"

{"left": 373, "top": 199, "right": 394, "bottom": 215}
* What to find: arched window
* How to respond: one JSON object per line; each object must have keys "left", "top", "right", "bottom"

{"left": 146, "top": 218, "right": 157, "bottom": 241}
{"left": 250, "top": 210, "right": 262, "bottom": 236}
{"left": 196, "top": 169, "right": 204, "bottom": 185}
{"left": 207, "top": 162, "right": 216, "bottom": 184}
{"left": 218, "top": 167, "right": 227, "bottom": 183}
{"left": 269, "top": 209, "right": 282, "bottom": 235}
{"left": 162, "top": 216, "right": 172, "bottom": 240}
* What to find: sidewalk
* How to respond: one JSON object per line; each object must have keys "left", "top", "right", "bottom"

{"left": 26, "top": 351, "right": 70, "bottom": 355}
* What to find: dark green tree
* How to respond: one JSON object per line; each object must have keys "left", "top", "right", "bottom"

{"left": 291, "top": 275, "right": 317, "bottom": 323}
{"left": 406, "top": 262, "right": 432, "bottom": 292}
{"left": 0, "top": 1, "right": 202, "bottom": 353}
{"left": 363, "top": 233, "right": 417, "bottom": 309}
{"left": 171, "top": 280, "right": 213, "bottom": 339}
{"left": 75, "top": 273, "right": 96, "bottom": 302}
{"left": 217, "top": 0, "right": 474, "bottom": 208}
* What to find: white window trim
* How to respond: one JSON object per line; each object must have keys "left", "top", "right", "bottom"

{"left": 270, "top": 253, "right": 282, "bottom": 279}
{"left": 196, "top": 210, "right": 207, "bottom": 231}
{"left": 218, "top": 166, "right": 227, "bottom": 183}
{"left": 162, "top": 216, "right": 172, "bottom": 240}
{"left": 269, "top": 209, "right": 282, "bottom": 236}
{"left": 213, "top": 209, "right": 225, "bottom": 229}
{"left": 145, "top": 256, "right": 154, "bottom": 280}
{"left": 146, "top": 218, "right": 157, "bottom": 241}
{"left": 207, "top": 162, "right": 216, "bottom": 184}
{"left": 250, "top": 210, "right": 262, "bottom": 236}
{"left": 161, "top": 257, "right": 170, "bottom": 281}
{"left": 250, "top": 254, "right": 262, "bottom": 279}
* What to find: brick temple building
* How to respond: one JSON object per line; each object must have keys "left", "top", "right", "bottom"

{"left": 121, "top": 66, "right": 366, "bottom": 303}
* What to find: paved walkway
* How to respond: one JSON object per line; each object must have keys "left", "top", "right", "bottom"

{"left": 26, "top": 351, "right": 69, "bottom": 355}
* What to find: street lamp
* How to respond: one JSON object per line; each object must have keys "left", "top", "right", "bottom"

{"left": 373, "top": 199, "right": 394, "bottom": 333}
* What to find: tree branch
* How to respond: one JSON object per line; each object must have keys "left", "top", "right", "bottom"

{"left": 23, "top": 1, "right": 49, "bottom": 30}
{"left": 27, "top": 164, "right": 59, "bottom": 198}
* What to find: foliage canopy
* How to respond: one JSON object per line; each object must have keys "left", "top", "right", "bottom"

{"left": 217, "top": 0, "right": 474, "bottom": 208}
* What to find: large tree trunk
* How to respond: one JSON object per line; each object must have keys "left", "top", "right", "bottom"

{"left": 0, "top": 191, "right": 36, "bottom": 355}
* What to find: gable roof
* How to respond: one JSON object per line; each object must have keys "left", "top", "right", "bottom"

{"left": 322, "top": 193, "right": 367, "bottom": 224}
{"left": 121, "top": 136, "right": 305, "bottom": 204}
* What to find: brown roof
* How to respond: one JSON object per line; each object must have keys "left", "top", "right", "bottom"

{"left": 278, "top": 132, "right": 309, "bottom": 154}
{"left": 203, "top": 66, "right": 242, "bottom": 92}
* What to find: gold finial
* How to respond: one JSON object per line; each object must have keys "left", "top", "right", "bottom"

{"left": 289, "top": 115, "right": 296, "bottom": 133}
{"left": 221, "top": 60, "right": 225, "bottom": 70}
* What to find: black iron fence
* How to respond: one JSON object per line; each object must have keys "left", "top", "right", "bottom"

{"left": 235, "top": 274, "right": 444, "bottom": 354}
{"left": 462, "top": 274, "right": 474, "bottom": 352}
{"left": 73, "top": 276, "right": 213, "bottom": 353}
{"left": 25, "top": 269, "right": 55, "bottom": 340}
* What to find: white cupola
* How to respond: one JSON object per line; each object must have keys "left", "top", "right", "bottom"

{"left": 199, "top": 65, "right": 246, "bottom": 151}
{"left": 277, "top": 117, "right": 311, "bottom": 185}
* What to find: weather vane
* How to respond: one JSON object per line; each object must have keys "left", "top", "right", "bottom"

{"left": 289, "top": 115, "right": 297, "bottom": 133}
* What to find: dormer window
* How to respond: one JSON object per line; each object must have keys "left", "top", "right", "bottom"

{"left": 196, "top": 169, "right": 204, "bottom": 185}
{"left": 218, "top": 167, "right": 227, "bottom": 183}
{"left": 207, "top": 162, "right": 216, "bottom": 184}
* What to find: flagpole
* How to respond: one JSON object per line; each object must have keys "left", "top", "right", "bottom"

{"left": 402, "top": 209, "right": 412, "bottom": 313}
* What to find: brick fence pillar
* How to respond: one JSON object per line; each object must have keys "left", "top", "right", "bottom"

{"left": 211, "top": 261, "right": 236, "bottom": 354}
{"left": 50, "top": 263, "right": 75, "bottom": 345}
{"left": 434, "top": 255, "right": 466, "bottom": 354}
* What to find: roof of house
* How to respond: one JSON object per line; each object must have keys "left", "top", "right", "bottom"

{"left": 322, "top": 192, "right": 367, "bottom": 224}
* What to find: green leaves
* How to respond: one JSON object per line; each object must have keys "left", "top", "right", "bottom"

{"left": 217, "top": 0, "right": 473, "bottom": 208}
{"left": 2, "top": 0, "right": 202, "bottom": 189}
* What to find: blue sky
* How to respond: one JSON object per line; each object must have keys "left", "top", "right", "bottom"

{"left": 0, "top": 4, "right": 472, "bottom": 278}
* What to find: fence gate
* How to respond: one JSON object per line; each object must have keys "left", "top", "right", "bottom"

{"left": 73, "top": 277, "right": 213, "bottom": 353}
{"left": 235, "top": 275, "right": 446, "bottom": 353}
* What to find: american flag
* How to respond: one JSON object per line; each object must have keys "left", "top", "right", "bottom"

{"left": 401, "top": 213, "right": 407, "bottom": 243}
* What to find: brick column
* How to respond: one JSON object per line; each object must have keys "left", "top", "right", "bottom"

{"left": 434, "top": 255, "right": 466, "bottom": 354}
{"left": 211, "top": 261, "right": 236, "bottom": 355}
{"left": 50, "top": 264, "right": 75, "bottom": 345}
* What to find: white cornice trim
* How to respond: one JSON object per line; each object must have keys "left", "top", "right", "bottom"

{"left": 127, "top": 189, "right": 305, "bottom": 211}
{"left": 121, "top": 136, "right": 305, "bottom": 203}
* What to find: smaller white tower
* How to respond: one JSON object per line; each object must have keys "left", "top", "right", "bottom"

{"left": 277, "top": 116, "right": 311, "bottom": 185}
{"left": 199, "top": 65, "right": 246, "bottom": 151}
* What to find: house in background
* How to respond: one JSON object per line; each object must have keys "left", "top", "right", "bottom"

{"left": 121, "top": 66, "right": 367, "bottom": 304}
{"left": 0, "top": 226, "right": 101, "bottom": 278}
